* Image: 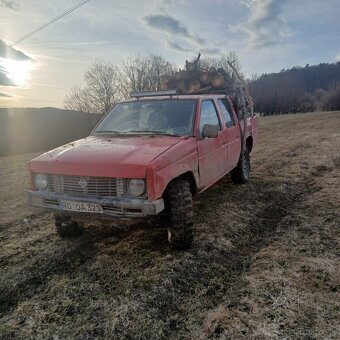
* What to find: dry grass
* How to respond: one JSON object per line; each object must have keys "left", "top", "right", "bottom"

{"left": 0, "top": 152, "right": 40, "bottom": 225}
{"left": 0, "top": 111, "right": 339, "bottom": 339}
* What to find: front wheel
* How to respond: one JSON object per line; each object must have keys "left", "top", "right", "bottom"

{"left": 231, "top": 149, "right": 250, "bottom": 184}
{"left": 167, "top": 179, "right": 194, "bottom": 250}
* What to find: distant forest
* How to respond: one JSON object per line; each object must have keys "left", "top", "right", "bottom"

{"left": 249, "top": 62, "right": 340, "bottom": 115}
{"left": 64, "top": 54, "right": 340, "bottom": 116}
{"left": 0, "top": 108, "right": 101, "bottom": 156}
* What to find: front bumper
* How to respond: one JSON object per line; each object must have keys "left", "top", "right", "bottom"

{"left": 26, "top": 190, "right": 164, "bottom": 220}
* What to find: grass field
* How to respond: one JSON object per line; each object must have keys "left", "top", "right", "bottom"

{"left": 0, "top": 111, "right": 339, "bottom": 339}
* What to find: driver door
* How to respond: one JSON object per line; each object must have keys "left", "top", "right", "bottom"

{"left": 197, "top": 99, "right": 227, "bottom": 188}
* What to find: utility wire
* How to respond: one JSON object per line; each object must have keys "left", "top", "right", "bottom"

{"left": 11, "top": 0, "right": 91, "bottom": 46}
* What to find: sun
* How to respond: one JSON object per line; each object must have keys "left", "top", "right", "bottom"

{"left": 0, "top": 57, "right": 34, "bottom": 87}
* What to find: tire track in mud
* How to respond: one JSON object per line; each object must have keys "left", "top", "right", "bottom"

{"left": 119, "top": 180, "right": 316, "bottom": 338}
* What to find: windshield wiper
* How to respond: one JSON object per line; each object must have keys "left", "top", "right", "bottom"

{"left": 95, "top": 130, "right": 120, "bottom": 134}
{"left": 124, "top": 130, "right": 180, "bottom": 136}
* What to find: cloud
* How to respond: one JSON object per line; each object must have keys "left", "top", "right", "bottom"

{"left": 248, "top": 0, "right": 285, "bottom": 28}
{"left": 336, "top": 55, "right": 340, "bottom": 62}
{"left": 232, "top": 0, "right": 290, "bottom": 50}
{"left": 0, "top": 65, "right": 15, "bottom": 86}
{"left": 199, "top": 47, "right": 221, "bottom": 55}
{"left": 0, "top": 0, "right": 19, "bottom": 11}
{"left": 167, "top": 40, "right": 192, "bottom": 52}
{"left": 167, "top": 40, "right": 221, "bottom": 56}
{"left": 144, "top": 14, "right": 189, "bottom": 35}
{"left": 0, "top": 39, "right": 32, "bottom": 60}
{"left": 0, "top": 39, "right": 33, "bottom": 86}
{"left": 0, "top": 92, "right": 11, "bottom": 97}
{"left": 240, "top": 0, "right": 254, "bottom": 8}
{"left": 144, "top": 14, "right": 205, "bottom": 45}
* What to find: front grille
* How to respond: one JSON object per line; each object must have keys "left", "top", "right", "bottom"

{"left": 46, "top": 175, "right": 124, "bottom": 197}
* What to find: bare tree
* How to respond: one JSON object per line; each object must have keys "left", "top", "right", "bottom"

{"left": 121, "top": 54, "right": 174, "bottom": 94}
{"left": 199, "top": 51, "right": 243, "bottom": 80}
{"left": 323, "top": 84, "right": 340, "bottom": 110}
{"left": 64, "top": 61, "right": 123, "bottom": 114}
{"left": 64, "top": 55, "right": 174, "bottom": 114}
{"left": 64, "top": 85, "right": 94, "bottom": 113}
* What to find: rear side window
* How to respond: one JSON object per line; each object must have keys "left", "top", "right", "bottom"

{"left": 199, "top": 100, "right": 221, "bottom": 135}
{"left": 218, "top": 98, "right": 235, "bottom": 128}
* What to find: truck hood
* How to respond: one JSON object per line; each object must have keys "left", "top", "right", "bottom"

{"left": 29, "top": 135, "right": 185, "bottom": 177}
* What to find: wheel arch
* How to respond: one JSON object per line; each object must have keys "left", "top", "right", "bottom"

{"left": 162, "top": 171, "right": 197, "bottom": 199}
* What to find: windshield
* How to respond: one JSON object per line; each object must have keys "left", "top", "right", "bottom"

{"left": 93, "top": 99, "right": 197, "bottom": 136}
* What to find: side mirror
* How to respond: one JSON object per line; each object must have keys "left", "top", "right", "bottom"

{"left": 202, "top": 124, "right": 219, "bottom": 138}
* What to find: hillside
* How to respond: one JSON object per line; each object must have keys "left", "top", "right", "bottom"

{"left": 249, "top": 62, "right": 340, "bottom": 114}
{"left": 0, "top": 112, "right": 339, "bottom": 339}
{"left": 0, "top": 108, "right": 102, "bottom": 156}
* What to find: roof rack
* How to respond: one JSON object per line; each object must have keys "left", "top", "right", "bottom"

{"left": 130, "top": 89, "right": 178, "bottom": 98}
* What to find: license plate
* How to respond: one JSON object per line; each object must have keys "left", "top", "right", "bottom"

{"left": 60, "top": 200, "right": 103, "bottom": 213}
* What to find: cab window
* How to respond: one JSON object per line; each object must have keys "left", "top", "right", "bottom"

{"left": 218, "top": 98, "right": 235, "bottom": 128}
{"left": 199, "top": 100, "right": 221, "bottom": 136}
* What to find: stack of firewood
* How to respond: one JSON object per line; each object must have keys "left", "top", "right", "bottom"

{"left": 160, "top": 54, "right": 236, "bottom": 94}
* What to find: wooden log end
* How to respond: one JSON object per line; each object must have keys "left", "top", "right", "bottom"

{"left": 211, "top": 74, "right": 225, "bottom": 88}
{"left": 188, "top": 79, "right": 201, "bottom": 93}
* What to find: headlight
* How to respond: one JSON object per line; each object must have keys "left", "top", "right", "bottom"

{"left": 34, "top": 173, "right": 48, "bottom": 190}
{"left": 127, "top": 179, "right": 145, "bottom": 197}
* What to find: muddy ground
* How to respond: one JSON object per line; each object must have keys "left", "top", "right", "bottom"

{"left": 0, "top": 111, "right": 339, "bottom": 339}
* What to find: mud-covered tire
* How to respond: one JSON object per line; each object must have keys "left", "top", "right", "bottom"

{"left": 167, "top": 179, "right": 194, "bottom": 250}
{"left": 231, "top": 149, "right": 250, "bottom": 184}
{"left": 55, "top": 216, "right": 84, "bottom": 238}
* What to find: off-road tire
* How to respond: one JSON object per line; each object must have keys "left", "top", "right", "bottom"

{"left": 231, "top": 149, "right": 250, "bottom": 184}
{"left": 55, "top": 216, "right": 84, "bottom": 238}
{"left": 167, "top": 179, "right": 194, "bottom": 250}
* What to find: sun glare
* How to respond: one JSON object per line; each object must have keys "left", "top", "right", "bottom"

{"left": 0, "top": 57, "right": 33, "bottom": 87}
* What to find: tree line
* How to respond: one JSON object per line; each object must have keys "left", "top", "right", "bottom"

{"left": 64, "top": 55, "right": 340, "bottom": 115}
{"left": 249, "top": 62, "right": 340, "bottom": 115}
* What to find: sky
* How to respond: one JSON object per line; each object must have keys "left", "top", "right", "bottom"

{"left": 0, "top": 0, "right": 339, "bottom": 108}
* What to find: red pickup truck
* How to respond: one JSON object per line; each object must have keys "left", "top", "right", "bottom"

{"left": 26, "top": 91, "right": 257, "bottom": 249}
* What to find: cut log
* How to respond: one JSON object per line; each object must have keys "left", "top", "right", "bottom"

{"left": 157, "top": 55, "right": 249, "bottom": 98}
{"left": 211, "top": 73, "right": 225, "bottom": 88}
{"left": 198, "top": 86, "right": 213, "bottom": 93}
{"left": 174, "top": 71, "right": 184, "bottom": 81}
{"left": 217, "top": 68, "right": 233, "bottom": 87}
{"left": 182, "top": 70, "right": 198, "bottom": 82}
{"left": 188, "top": 79, "right": 201, "bottom": 93}
{"left": 199, "top": 71, "right": 212, "bottom": 85}
{"left": 176, "top": 80, "right": 187, "bottom": 94}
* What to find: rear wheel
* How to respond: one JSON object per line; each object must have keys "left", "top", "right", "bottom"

{"left": 167, "top": 179, "right": 194, "bottom": 250}
{"left": 54, "top": 215, "right": 84, "bottom": 238}
{"left": 231, "top": 149, "right": 250, "bottom": 184}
